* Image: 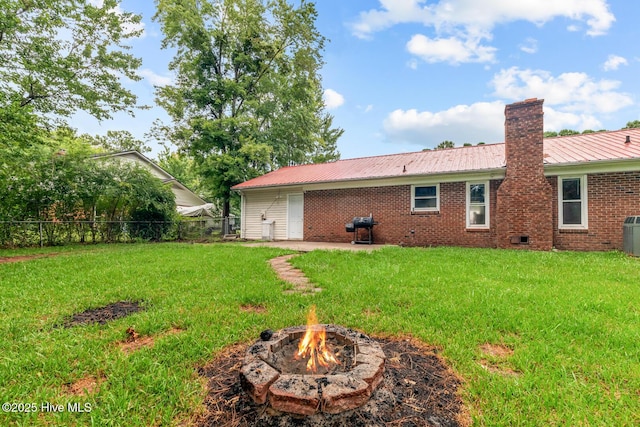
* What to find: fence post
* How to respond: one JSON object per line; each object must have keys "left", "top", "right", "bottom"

{"left": 39, "top": 221, "right": 43, "bottom": 248}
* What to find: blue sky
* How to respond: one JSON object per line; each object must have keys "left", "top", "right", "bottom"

{"left": 75, "top": 0, "right": 640, "bottom": 160}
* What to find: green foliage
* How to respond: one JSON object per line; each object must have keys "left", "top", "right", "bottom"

{"left": 85, "top": 130, "right": 152, "bottom": 154}
{"left": 0, "top": 129, "right": 176, "bottom": 241}
{"left": 623, "top": 120, "right": 640, "bottom": 129}
{"left": 153, "top": 0, "right": 342, "bottom": 216}
{"left": 543, "top": 131, "right": 558, "bottom": 138}
{"left": 558, "top": 129, "right": 580, "bottom": 136}
{"left": 0, "top": 0, "right": 143, "bottom": 121}
{"left": 436, "top": 140, "right": 455, "bottom": 149}
{"left": 581, "top": 129, "right": 595, "bottom": 134}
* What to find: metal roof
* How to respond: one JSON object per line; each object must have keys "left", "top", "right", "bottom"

{"left": 233, "top": 128, "right": 640, "bottom": 190}
{"left": 543, "top": 128, "right": 640, "bottom": 164}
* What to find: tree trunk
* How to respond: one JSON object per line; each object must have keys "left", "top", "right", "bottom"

{"left": 222, "top": 197, "right": 231, "bottom": 235}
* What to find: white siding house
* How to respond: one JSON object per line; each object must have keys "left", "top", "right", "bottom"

{"left": 94, "top": 151, "right": 207, "bottom": 208}
{"left": 240, "top": 187, "right": 304, "bottom": 240}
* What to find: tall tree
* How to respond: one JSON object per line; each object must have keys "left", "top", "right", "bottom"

{"left": 154, "top": 0, "right": 341, "bottom": 217}
{"left": 0, "top": 0, "right": 143, "bottom": 122}
{"left": 85, "top": 130, "right": 152, "bottom": 154}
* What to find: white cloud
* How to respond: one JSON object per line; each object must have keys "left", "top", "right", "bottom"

{"left": 406, "top": 34, "right": 496, "bottom": 64}
{"left": 603, "top": 54, "right": 628, "bottom": 71}
{"left": 364, "top": 104, "right": 374, "bottom": 113}
{"left": 519, "top": 37, "right": 538, "bottom": 54}
{"left": 352, "top": 0, "right": 614, "bottom": 64}
{"left": 543, "top": 107, "right": 603, "bottom": 132}
{"left": 323, "top": 89, "right": 345, "bottom": 109}
{"left": 407, "top": 58, "right": 419, "bottom": 70}
{"left": 352, "top": 0, "right": 614, "bottom": 38}
{"left": 383, "top": 101, "right": 505, "bottom": 147}
{"left": 139, "top": 69, "right": 173, "bottom": 87}
{"left": 491, "top": 67, "right": 633, "bottom": 114}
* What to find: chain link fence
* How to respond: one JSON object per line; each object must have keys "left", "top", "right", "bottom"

{"left": 0, "top": 217, "right": 240, "bottom": 248}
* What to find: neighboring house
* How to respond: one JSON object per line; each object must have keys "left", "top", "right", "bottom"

{"left": 232, "top": 99, "right": 640, "bottom": 251}
{"left": 95, "top": 151, "right": 208, "bottom": 209}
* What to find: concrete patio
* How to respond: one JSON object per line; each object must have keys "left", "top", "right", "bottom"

{"left": 243, "top": 241, "right": 390, "bottom": 252}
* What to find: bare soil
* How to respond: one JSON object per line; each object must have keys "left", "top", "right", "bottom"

{"left": 61, "top": 300, "right": 145, "bottom": 327}
{"left": 64, "top": 374, "right": 106, "bottom": 397}
{"left": 118, "top": 327, "right": 184, "bottom": 354}
{"left": 0, "top": 253, "right": 63, "bottom": 263}
{"left": 196, "top": 336, "right": 470, "bottom": 427}
{"left": 240, "top": 304, "right": 268, "bottom": 314}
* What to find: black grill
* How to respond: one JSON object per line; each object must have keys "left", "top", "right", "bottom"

{"left": 345, "top": 214, "right": 377, "bottom": 244}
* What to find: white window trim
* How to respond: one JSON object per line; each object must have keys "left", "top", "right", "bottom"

{"left": 411, "top": 184, "right": 440, "bottom": 212}
{"left": 466, "top": 181, "right": 490, "bottom": 229}
{"left": 558, "top": 175, "right": 588, "bottom": 230}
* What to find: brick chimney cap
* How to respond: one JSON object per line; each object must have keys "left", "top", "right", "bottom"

{"left": 505, "top": 98, "right": 545, "bottom": 112}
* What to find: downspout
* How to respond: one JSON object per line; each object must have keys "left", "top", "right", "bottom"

{"left": 240, "top": 191, "right": 246, "bottom": 239}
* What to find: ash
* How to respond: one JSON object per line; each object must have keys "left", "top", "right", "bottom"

{"left": 270, "top": 336, "right": 355, "bottom": 375}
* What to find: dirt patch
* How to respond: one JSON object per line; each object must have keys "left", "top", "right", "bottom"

{"left": 362, "top": 307, "right": 381, "bottom": 318}
{"left": 239, "top": 304, "right": 268, "bottom": 314}
{"left": 479, "top": 343, "right": 513, "bottom": 358}
{"left": 196, "top": 336, "right": 470, "bottom": 427}
{"left": 118, "top": 327, "right": 184, "bottom": 354}
{"left": 477, "top": 343, "right": 519, "bottom": 377}
{"left": 62, "top": 301, "right": 145, "bottom": 327}
{"left": 0, "top": 253, "right": 63, "bottom": 264}
{"left": 477, "top": 360, "right": 521, "bottom": 377}
{"left": 64, "top": 374, "right": 106, "bottom": 397}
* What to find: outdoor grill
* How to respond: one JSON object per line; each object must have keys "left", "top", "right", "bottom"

{"left": 345, "top": 214, "right": 377, "bottom": 244}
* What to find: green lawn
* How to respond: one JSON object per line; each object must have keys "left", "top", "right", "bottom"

{"left": 0, "top": 243, "right": 638, "bottom": 426}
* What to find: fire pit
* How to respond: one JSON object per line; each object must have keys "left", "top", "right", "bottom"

{"left": 240, "top": 307, "right": 385, "bottom": 415}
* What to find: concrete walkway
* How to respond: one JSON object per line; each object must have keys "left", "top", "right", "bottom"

{"left": 243, "top": 241, "right": 389, "bottom": 252}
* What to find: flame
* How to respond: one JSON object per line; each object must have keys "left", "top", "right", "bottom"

{"left": 296, "top": 305, "right": 340, "bottom": 373}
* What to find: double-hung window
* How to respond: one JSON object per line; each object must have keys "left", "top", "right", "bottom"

{"left": 559, "top": 176, "right": 588, "bottom": 229}
{"left": 466, "top": 181, "right": 489, "bottom": 228}
{"left": 412, "top": 184, "right": 439, "bottom": 212}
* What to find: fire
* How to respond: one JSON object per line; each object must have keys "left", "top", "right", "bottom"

{"left": 296, "top": 305, "right": 340, "bottom": 373}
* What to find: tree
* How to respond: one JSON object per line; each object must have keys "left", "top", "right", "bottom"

{"left": 436, "top": 140, "right": 455, "bottom": 149}
{"left": 157, "top": 147, "right": 213, "bottom": 204}
{"left": 558, "top": 129, "right": 580, "bottom": 136}
{"left": 0, "top": 0, "right": 143, "bottom": 122}
{"left": 85, "top": 130, "right": 151, "bottom": 154}
{"left": 623, "top": 120, "right": 640, "bottom": 129}
{"left": 543, "top": 131, "right": 558, "bottom": 138}
{"left": 153, "top": 0, "right": 341, "bottom": 217}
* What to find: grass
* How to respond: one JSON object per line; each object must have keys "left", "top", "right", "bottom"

{"left": 0, "top": 243, "right": 638, "bottom": 426}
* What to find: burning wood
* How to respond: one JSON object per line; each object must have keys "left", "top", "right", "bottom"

{"left": 295, "top": 305, "right": 341, "bottom": 373}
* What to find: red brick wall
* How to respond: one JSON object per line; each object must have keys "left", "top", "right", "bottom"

{"left": 497, "top": 98, "right": 554, "bottom": 250}
{"left": 549, "top": 172, "right": 640, "bottom": 251}
{"left": 303, "top": 181, "right": 499, "bottom": 247}
{"left": 302, "top": 171, "right": 639, "bottom": 250}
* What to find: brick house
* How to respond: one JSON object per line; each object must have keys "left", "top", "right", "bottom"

{"left": 232, "top": 99, "right": 640, "bottom": 251}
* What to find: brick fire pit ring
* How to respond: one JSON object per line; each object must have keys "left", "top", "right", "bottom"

{"left": 240, "top": 325, "right": 385, "bottom": 415}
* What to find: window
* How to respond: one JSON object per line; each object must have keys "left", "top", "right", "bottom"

{"left": 559, "top": 176, "right": 588, "bottom": 229}
{"left": 466, "top": 181, "right": 490, "bottom": 228}
{"left": 412, "top": 184, "right": 439, "bottom": 212}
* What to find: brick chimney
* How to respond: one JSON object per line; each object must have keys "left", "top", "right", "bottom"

{"left": 496, "top": 99, "right": 553, "bottom": 250}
